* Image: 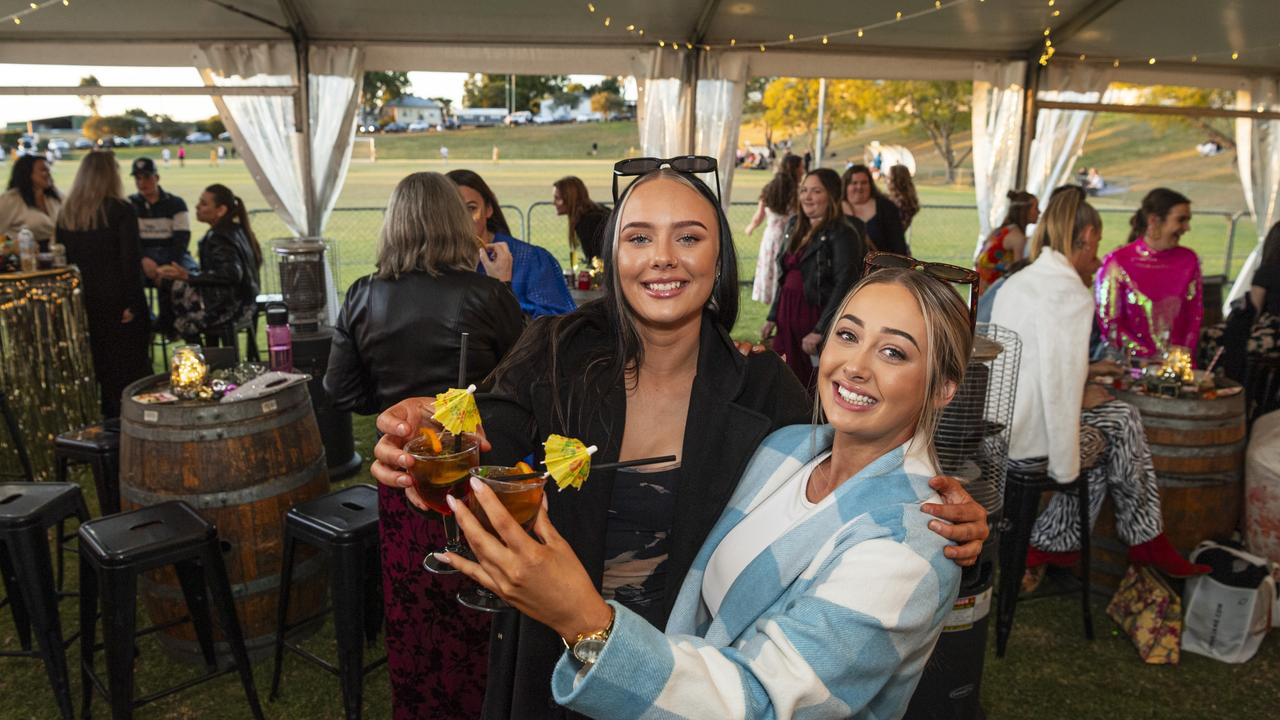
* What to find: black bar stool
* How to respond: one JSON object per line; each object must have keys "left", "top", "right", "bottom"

{"left": 0, "top": 482, "right": 91, "bottom": 720}
{"left": 270, "top": 484, "right": 384, "bottom": 720}
{"left": 77, "top": 501, "right": 265, "bottom": 720}
{"left": 55, "top": 420, "right": 122, "bottom": 516}
{"left": 0, "top": 388, "right": 35, "bottom": 481}
{"left": 995, "top": 468, "right": 1093, "bottom": 658}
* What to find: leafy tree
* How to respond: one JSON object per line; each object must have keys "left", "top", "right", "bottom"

{"left": 1114, "top": 83, "right": 1236, "bottom": 153}
{"left": 361, "top": 71, "right": 411, "bottom": 114}
{"left": 78, "top": 75, "right": 102, "bottom": 117}
{"left": 149, "top": 114, "right": 189, "bottom": 142}
{"left": 762, "top": 78, "right": 868, "bottom": 153}
{"left": 587, "top": 76, "right": 622, "bottom": 96}
{"left": 859, "top": 80, "right": 973, "bottom": 183}
{"left": 590, "top": 91, "right": 624, "bottom": 116}
{"left": 196, "top": 115, "right": 226, "bottom": 136}
{"left": 83, "top": 114, "right": 140, "bottom": 141}
{"left": 463, "top": 74, "right": 567, "bottom": 112}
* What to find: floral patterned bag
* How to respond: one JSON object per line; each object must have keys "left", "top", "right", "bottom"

{"left": 1106, "top": 564, "right": 1182, "bottom": 665}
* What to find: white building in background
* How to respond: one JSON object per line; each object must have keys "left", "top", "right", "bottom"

{"left": 535, "top": 93, "right": 601, "bottom": 123}
{"left": 453, "top": 108, "right": 509, "bottom": 127}
{"left": 380, "top": 96, "right": 445, "bottom": 127}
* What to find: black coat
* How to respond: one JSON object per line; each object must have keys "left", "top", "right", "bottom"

{"left": 478, "top": 308, "right": 811, "bottom": 719}
{"left": 325, "top": 269, "right": 525, "bottom": 415}
{"left": 767, "top": 215, "right": 868, "bottom": 336}
{"left": 186, "top": 224, "right": 260, "bottom": 332}
{"left": 574, "top": 206, "right": 611, "bottom": 262}
{"left": 846, "top": 195, "right": 908, "bottom": 256}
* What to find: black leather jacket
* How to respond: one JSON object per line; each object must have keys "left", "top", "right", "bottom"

{"left": 766, "top": 215, "right": 868, "bottom": 335}
{"left": 324, "top": 269, "right": 525, "bottom": 415}
{"left": 187, "top": 224, "right": 260, "bottom": 332}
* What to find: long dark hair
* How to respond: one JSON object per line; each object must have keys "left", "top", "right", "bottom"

{"left": 761, "top": 156, "right": 800, "bottom": 215}
{"left": 490, "top": 169, "right": 738, "bottom": 431}
{"left": 1128, "top": 187, "right": 1190, "bottom": 244}
{"left": 842, "top": 164, "right": 883, "bottom": 201}
{"left": 7, "top": 155, "right": 60, "bottom": 207}
{"left": 204, "top": 184, "right": 262, "bottom": 268}
{"left": 1000, "top": 189, "right": 1038, "bottom": 230}
{"left": 446, "top": 168, "right": 512, "bottom": 236}
{"left": 789, "top": 168, "right": 844, "bottom": 252}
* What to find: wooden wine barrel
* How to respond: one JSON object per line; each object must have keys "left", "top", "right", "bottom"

{"left": 119, "top": 374, "right": 330, "bottom": 662}
{"left": 1090, "top": 384, "right": 1246, "bottom": 591}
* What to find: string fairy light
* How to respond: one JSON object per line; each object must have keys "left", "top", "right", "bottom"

{"left": 3, "top": 0, "right": 70, "bottom": 26}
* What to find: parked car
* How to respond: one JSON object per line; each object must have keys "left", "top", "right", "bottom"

{"left": 217, "top": 131, "right": 232, "bottom": 141}
{"left": 46, "top": 139, "right": 70, "bottom": 152}
{"left": 504, "top": 111, "right": 533, "bottom": 126}
{"left": 74, "top": 137, "right": 93, "bottom": 149}
{"left": 185, "top": 131, "right": 213, "bottom": 143}
{"left": 381, "top": 122, "right": 407, "bottom": 133}
{"left": 406, "top": 121, "right": 430, "bottom": 132}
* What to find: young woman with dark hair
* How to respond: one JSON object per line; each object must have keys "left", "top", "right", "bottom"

{"left": 841, "top": 163, "right": 907, "bottom": 255}
{"left": 743, "top": 154, "right": 802, "bottom": 304}
{"left": 1097, "top": 187, "right": 1201, "bottom": 358}
{"left": 553, "top": 175, "right": 611, "bottom": 263}
{"left": 368, "top": 163, "right": 988, "bottom": 719}
{"left": 156, "top": 183, "right": 263, "bottom": 343}
{"left": 762, "top": 168, "right": 869, "bottom": 390}
{"left": 1, "top": 154, "right": 62, "bottom": 242}
{"left": 975, "top": 190, "right": 1039, "bottom": 292}
{"left": 448, "top": 168, "right": 575, "bottom": 317}
{"left": 56, "top": 151, "right": 150, "bottom": 417}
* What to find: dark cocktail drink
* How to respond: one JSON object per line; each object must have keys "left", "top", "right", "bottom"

{"left": 406, "top": 428, "right": 479, "bottom": 574}
{"left": 457, "top": 466, "right": 548, "bottom": 612}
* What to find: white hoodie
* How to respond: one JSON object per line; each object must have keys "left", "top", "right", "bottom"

{"left": 991, "top": 248, "right": 1095, "bottom": 483}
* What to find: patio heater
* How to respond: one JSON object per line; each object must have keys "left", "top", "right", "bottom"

{"left": 273, "top": 238, "right": 362, "bottom": 480}
{"left": 905, "top": 323, "right": 1020, "bottom": 720}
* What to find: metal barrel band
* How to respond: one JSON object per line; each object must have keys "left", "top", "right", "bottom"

{"left": 120, "top": 454, "right": 327, "bottom": 508}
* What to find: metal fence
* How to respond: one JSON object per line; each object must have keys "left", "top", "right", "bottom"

{"left": 252, "top": 202, "right": 1254, "bottom": 299}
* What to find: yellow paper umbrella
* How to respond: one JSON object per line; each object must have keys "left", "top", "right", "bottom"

{"left": 542, "top": 434, "right": 598, "bottom": 490}
{"left": 432, "top": 384, "right": 480, "bottom": 435}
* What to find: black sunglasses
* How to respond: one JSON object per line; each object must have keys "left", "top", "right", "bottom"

{"left": 612, "top": 155, "right": 720, "bottom": 203}
{"left": 862, "top": 251, "right": 981, "bottom": 334}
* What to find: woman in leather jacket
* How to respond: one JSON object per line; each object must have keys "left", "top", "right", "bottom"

{"left": 156, "top": 184, "right": 261, "bottom": 343}
{"left": 324, "top": 171, "right": 524, "bottom": 719}
{"left": 761, "top": 168, "right": 869, "bottom": 390}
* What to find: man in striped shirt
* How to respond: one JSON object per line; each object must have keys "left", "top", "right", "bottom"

{"left": 129, "top": 157, "right": 196, "bottom": 332}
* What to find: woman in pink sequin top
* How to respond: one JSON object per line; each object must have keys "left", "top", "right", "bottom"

{"left": 1095, "top": 188, "right": 1202, "bottom": 359}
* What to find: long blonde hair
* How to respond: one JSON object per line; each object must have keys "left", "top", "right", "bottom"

{"left": 1029, "top": 186, "right": 1101, "bottom": 260}
{"left": 376, "top": 171, "right": 478, "bottom": 280}
{"left": 59, "top": 151, "right": 123, "bottom": 232}
{"left": 820, "top": 268, "right": 972, "bottom": 468}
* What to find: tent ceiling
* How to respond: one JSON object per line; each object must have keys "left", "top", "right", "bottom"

{"left": 1, "top": 0, "right": 1276, "bottom": 83}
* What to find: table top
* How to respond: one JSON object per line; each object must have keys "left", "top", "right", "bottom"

{"left": 0, "top": 266, "right": 78, "bottom": 282}
{"left": 570, "top": 287, "right": 606, "bottom": 305}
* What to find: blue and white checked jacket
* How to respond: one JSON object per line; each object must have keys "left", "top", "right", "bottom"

{"left": 551, "top": 424, "right": 961, "bottom": 720}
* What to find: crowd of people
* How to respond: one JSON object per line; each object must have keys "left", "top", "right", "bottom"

{"left": 10, "top": 144, "right": 1280, "bottom": 720}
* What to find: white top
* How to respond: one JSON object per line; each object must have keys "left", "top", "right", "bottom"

{"left": 990, "top": 248, "right": 1094, "bottom": 483}
{"left": 702, "top": 451, "right": 828, "bottom": 616}
{"left": 0, "top": 188, "right": 61, "bottom": 243}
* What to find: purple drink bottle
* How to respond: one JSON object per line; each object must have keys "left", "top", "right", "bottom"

{"left": 265, "top": 302, "right": 293, "bottom": 372}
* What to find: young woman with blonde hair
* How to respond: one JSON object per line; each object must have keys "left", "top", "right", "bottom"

{"left": 992, "top": 188, "right": 1207, "bottom": 588}
{"left": 56, "top": 150, "right": 150, "bottom": 417}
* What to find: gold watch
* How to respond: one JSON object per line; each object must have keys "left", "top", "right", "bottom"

{"left": 565, "top": 606, "right": 616, "bottom": 665}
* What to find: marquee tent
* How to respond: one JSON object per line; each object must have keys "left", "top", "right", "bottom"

{"left": 3, "top": 0, "right": 1278, "bottom": 300}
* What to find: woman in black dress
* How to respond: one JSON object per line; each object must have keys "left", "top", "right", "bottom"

{"left": 553, "top": 175, "right": 610, "bottom": 263}
{"left": 842, "top": 163, "right": 908, "bottom": 256}
{"left": 56, "top": 150, "right": 150, "bottom": 417}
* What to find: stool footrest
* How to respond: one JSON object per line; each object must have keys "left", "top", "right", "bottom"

{"left": 282, "top": 641, "right": 387, "bottom": 678}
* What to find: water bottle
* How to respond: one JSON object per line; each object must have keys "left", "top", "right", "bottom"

{"left": 265, "top": 302, "right": 293, "bottom": 372}
{"left": 16, "top": 227, "right": 36, "bottom": 272}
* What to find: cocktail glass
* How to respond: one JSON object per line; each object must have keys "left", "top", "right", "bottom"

{"left": 457, "top": 466, "right": 548, "bottom": 612}
{"left": 406, "top": 430, "right": 480, "bottom": 574}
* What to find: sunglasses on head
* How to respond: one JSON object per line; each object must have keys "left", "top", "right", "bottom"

{"left": 862, "top": 251, "right": 981, "bottom": 334}
{"left": 612, "top": 155, "right": 720, "bottom": 203}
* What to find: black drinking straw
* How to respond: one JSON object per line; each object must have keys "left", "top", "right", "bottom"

{"left": 592, "top": 455, "right": 678, "bottom": 471}
{"left": 455, "top": 332, "right": 469, "bottom": 452}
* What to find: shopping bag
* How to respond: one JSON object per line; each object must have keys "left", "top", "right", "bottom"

{"left": 1106, "top": 564, "right": 1181, "bottom": 664}
{"left": 1182, "top": 541, "right": 1275, "bottom": 663}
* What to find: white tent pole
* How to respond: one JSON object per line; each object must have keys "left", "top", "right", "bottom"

{"left": 815, "top": 77, "right": 827, "bottom": 169}
{"left": 0, "top": 86, "right": 298, "bottom": 96}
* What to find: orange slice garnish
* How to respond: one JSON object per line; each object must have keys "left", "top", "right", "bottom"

{"left": 514, "top": 461, "right": 535, "bottom": 474}
{"left": 418, "top": 427, "right": 443, "bottom": 454}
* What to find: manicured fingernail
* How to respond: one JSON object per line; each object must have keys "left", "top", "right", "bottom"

{"left": 929, "top": 521, "right": 941, "bottom": 532}
{"left": 445, "top": 494, "right": 458, "bottom": 511}
{"left": 397, "top": 423, "right": 409, "bottom": 435}
{"left": 470, "top": 477, "right": 483, "bottom": 492}
{"left": 398, "top": 475, "right": 412, "bottom": 488}
{"left": 399, "top": 454, "right": 409, "bottom": 466}
{"left": 434, "top": 552, "right": 452, "bottom": 565}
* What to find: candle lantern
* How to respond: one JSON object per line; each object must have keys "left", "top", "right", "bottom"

{"left": 170, "top": 345, "right": 209, "bottom": 399}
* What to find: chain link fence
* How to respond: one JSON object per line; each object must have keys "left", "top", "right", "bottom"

{"left": 253, "top": 203, "right": 1253, "bottom": 298}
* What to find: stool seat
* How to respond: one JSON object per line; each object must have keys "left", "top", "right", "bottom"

{"left": 0, "top": 483, "right": 84, "bottom": 528}
{"left": 286, "top": 485, "right": 378, "bottom": 544}
{"left": 78, "top": 501, "right": 214, "bottom": 569}
{"left": 54, "top": 423, "right": 120, "bottom": 457}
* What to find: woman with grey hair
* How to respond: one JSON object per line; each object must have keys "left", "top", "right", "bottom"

{"left": 324, "top": 170, "right": 524, "bottom": 719}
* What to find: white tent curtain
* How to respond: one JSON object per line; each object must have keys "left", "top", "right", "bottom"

{"left": 307, "top": 46, "right": 365, "bottom": 236}
{"left": 1227, "top": 76, "right": 1280, "bottom": 308}
{"left": 1024, "top": 65, "right": 1115, "bottom": 204}
{"left": 970, "top": 60, "right": 1027, "bottom": 257}
{"left": 695, "top": 53, "right": 749, "bottom": 204}
{"left": 639, "top": 78, "right": 688, "bottom": 160}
